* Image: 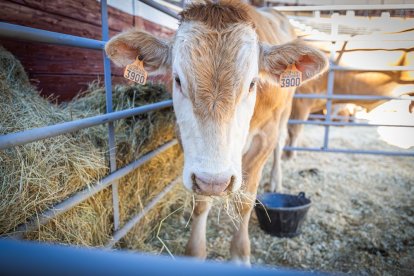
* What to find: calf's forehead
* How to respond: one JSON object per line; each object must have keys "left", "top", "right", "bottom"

{"left": 172, "top": 22, "right": 259, "bottom": 122}
{"left": 173, "top": 22, "right": 258, "bottom": 72}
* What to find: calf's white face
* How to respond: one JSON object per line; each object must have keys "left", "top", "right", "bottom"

{"left": 172, "top": 22, "right": 259, "bottom": 195}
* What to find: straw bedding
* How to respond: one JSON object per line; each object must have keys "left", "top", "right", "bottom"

{"left": 0, "top": 45, "right": 185, "bottom": 247}
{"left": 147, "top": 123, "right": 414, "bottom": 275}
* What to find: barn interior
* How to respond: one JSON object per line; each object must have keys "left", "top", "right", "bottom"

{"left": 0, "top": 0, "right": 413, "bottom": 275}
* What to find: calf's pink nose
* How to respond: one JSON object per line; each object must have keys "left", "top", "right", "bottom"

{"left": 192, "top": 172, "right": 234, "bottom": 196}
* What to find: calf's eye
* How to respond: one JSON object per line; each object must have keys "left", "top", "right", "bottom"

{"left": 175, "top": 76, "right": 181, "bottom": 87}
{"left": 249, "top": 81, "right": 256, "bottom": 92}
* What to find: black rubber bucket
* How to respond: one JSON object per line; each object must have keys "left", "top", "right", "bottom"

{"left": 254, "top": 192, "right": 311, "bottom": 238}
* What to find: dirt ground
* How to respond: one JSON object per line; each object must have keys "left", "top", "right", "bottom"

{"left": 144, "top": 120, "right": 414, "bottom": 275}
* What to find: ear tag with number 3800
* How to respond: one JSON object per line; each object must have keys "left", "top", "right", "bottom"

{"left": 280, "top": 64, "right": 302, "bottom": 88}
{"left": 124, "top": 56, "right": 148, "bottom": 85}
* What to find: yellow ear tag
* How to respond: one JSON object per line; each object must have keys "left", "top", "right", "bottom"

{"left": 124, "top": 57, "right": 148, "bottom": 85}
{"left": 279, "top": 63, "right": 302, "bottom": 88}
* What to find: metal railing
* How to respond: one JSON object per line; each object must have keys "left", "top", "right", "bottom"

{"left": 265, "top": 3, "right": 414, "bottom": 11}
{"left": 270, "top": 4, "right": 414, "bottom": 157}
{"left": 0, "top": 0, "right": 413, "bottom": 257}
{"left": 0, "top": 0, "right": 180, "bottom": 244}
{"left": 0, "top": 239, "right": 320, "bottom": 275}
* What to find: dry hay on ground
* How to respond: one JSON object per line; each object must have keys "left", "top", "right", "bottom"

{"left": 0, "top": 45, "right": 184, "bottom": 248}
{"left": 148, "top": 125, "right": 413, "bottom": 275}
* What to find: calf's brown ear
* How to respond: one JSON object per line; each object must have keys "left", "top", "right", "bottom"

{"left": 259, "top": 40, "right": 328, "bottom": 84}
{"left": 105, "top": 29, "right": 172, "bottom": 73}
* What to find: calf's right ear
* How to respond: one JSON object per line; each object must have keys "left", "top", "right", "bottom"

{"left": 105, "top": 29, "right": 172, "bottom": 74}
{"left": 259, "top": 40, "right": 328, "bottom": 85}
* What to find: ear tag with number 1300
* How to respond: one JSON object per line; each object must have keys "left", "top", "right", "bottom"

{"left": 280, "top": 63, "right": 302, "bottom": 88}
{"left": 124, "top": 56, "right": 148, "bottom": 85}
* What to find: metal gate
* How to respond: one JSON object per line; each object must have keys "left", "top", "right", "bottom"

{"left": 0, "top": 0, "right": 179, "bottom": 246}
{"left": 269, "top": 3, "right": 414, "bottom": 157}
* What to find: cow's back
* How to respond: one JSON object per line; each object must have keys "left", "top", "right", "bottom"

{"left": 250, "top": 8, "right": 296, "bottom": 44}
{"left": 297, "top": 70, "right": 412, "bottom": 112}
{"left": 296, "top": 30, "right": 414, "bottom": 112}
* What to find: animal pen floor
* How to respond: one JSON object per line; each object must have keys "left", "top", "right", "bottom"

{"left": 147, "top": 123, "right": 414, "bottom": 275}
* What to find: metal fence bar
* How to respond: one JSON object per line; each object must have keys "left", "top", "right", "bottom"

{"left": 323, "top": 67, "right": 334, "bottom": 151}
{"left": 140, "top": 0, "right": 180, "bottom": 19}
{"left": 301, "top": 37, "right": 414, "bottom": 42}
{"left": 271, "top": 4, "right": 414, "bottom": 11}
{"left": 284, "top": 146, "right": 414, "bottom": 157}
{"left": 100, "top": 0, "right": 120, "bottom": 232}
{"left": 0, "top": 100, "right": 173, "bottom": 150}
{"left": 307, "top": 113, "right": 413, "bottom": 124}
{"left": 1, "top": 239, "right": 318, "bottom": 276}
{"left": 308, "top": 114, "right": 353, "bottom": 120}
{"left": 102, "top": 0, "right": 120, "bottom": 232}
{"left": 8, "top": 140, "right": 178, "bottom": 238}
{"left": 0, "top": 22, "right": 104, "bottom": 50}
{"left": 156, "top": 0, "right": 184, "bottom": 13}
{"left": 288, "top": 120, "right": 414, "bottom": 128}
{"left": 106, "top": 178, "right": 180, "bottom": 248}
{"left": 293, "top": 94, "right": 414, "bottom": 101}
{"left": 332, "top": 65, "right": 414, "bottom": 71}
{"left": 322, "top": 14, "right": 338, "bottom": 150}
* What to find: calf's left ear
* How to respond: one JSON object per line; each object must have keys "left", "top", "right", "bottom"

{"left": 105, "top": 28, "right": 172, "bottom": 73}
{"left": 259, "top": 40, "right": 328, "bottom": 84}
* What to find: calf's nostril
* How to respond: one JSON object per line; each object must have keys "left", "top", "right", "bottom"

{"left": 225, "top": 175, "right": 236, "bottom": 192}
{"left": 191, "top": 173, "right": 200, "bottom": 192}
{"left": 191, "top": 172, "right": 235, "bottom": 195}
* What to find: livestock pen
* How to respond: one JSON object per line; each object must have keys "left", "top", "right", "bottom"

{"left": 0, "top": 1, "right": 413, "bottom": 275}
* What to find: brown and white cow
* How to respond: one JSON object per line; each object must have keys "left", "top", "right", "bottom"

{"left": 105, "top": 0, "right": 327, "bottom": 265}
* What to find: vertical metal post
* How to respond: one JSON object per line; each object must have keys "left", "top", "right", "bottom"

{"left": 322, "top": 12, "right": 338, "bottom": 150}
{"left": 101, "top": 0, "right": 120, "bottom": 231}
{"left": 132, "top": 0, "right": 136, "bottom": 27}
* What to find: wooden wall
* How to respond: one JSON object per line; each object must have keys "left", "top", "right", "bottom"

{"left": 0, "top": 0, "right": 175, "bottom": 101}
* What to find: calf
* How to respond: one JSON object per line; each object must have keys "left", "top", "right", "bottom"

{"left": 105, "top": 0, "right": 327, "bottom": 265}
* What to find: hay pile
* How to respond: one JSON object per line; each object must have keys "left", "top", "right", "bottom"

{"left": 0, "top": 45, "right": 185, "bottom": 248}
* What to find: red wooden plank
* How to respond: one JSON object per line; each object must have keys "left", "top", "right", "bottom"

{"left": 8, "top": 0, "right": 134, "bottom": 32}
{"left": 0, "top": 1, "right": 116, "bottom": 39}
{"left": 1, "top": 39, "right": 124, "bottom": 76}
